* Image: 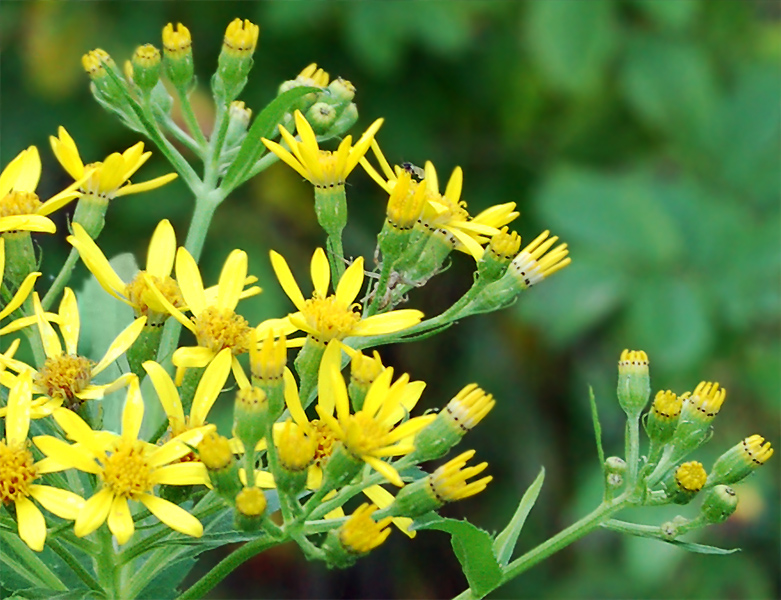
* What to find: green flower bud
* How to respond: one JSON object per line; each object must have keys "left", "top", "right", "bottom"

{"left": 250, "top": 330, "right": 287, "bottom": 417}
{"left": 328, "top": 103, "right": 358, "bottom": 137}
{"left": 197, "top": 431, "right": 242, "bottom": 501}
{"left": 214, "top": 18, "right": 259, "bottom": 102}
{"left": 224, "top": 101, "right": 252, "bottom": 149}
{"left": 705, "top": 435, "right": 773, "bottom": 487}
{"left": 671, "top": 382, "right": 726, "bottom": 459}
{"left": 327, "top": 78, "right": 356, "bottom": 107}
{"left": 233, "top": 386, "right": 269, "bottom": 454}
{"left": 274, "top": 419, "right": 315, "bottom": 497}
{"left": 131, "top": 44, "right": 161, "bottom": 93}
{"left": 319, "top": 443, "right": 363, "bottom": 493}
{"left": 645, "top": 390, "right": 682, "bottom": 445}
{"left": 477, "top": 227, "right": 521, "bottom": 283}
{"left": 82, "top": 49, "right": 127, "bottom": 109}
{"left": 664, "top": 461, "right": 707, "bottom": 505}
{"left": 348, "top": 350, "right": 385, "bottom": 412}
{"left": 700, "top": 485, "right": 739, "bottom": 524}
{"left": 234, "top": 487, "right": 267, "bottom": 531}
{"left": 605, "top": 456, "right": 626, "bottom": 490}
{"left": 305, "top": 102, "right": 337, "bottom": 135}
{"left": 162, "top": 22, "right": 194, "bottom": 90}
{"left": 617, "top": 350, "right": 651, "bottom": 419}
{"left": 377, "top": 171, "right": 427, "bottom": 268}
{"left": 411, "top": 384, "right": 494, "bottom": 462}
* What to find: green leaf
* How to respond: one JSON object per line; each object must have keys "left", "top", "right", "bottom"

{"left": 417, "top": 517, "right": 503, "bottom": 598}
{"left": 8, "top": 588, "right": 104, "bottom": 600}
{"left": 221, "top": 86, "right": 318, "bottom": 191}
{"left": 629, "top": 0, "right": 700, "bottom": 29}
{"left": 492, "top": 467, "right": 545, "bottom": 566}
{"left": 525, "top": 0, "right": 618, "bottom": 95}
{"left": 589, "top": 387, "right": 605, "bottom": 470}
{"left": 663, "top": 539, "right": 741, "bottom": 555}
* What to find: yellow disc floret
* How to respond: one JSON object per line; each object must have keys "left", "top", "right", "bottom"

{"left": 675, "top": 461, "right": 707, "bottom": 492}
{"left": 35, "top": 354, "right": 94, "bottom": 405}
{"left": 102, "top": 439, "right": 153, "bottom": 499}
{"left": 126, "top": 272, "right": 184, "bottom": 322}
{"left": 0, "top": 191, "right": 42, "bottom": 219}
{"left": 301, "top": 296, "right": 361, "bottom": 343}
{"left": 0, "top": 441, "right": 37, "bottom": 504}
{"left": 193, "top": 307, "right": 251, "bottom": 355}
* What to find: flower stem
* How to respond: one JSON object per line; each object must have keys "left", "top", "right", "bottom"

{"left": 174, "top": 536, "right": 283, "bottom": 600}
{"left": 95, "top": 528, "right": 119, "bottom": 599}
{"left": 41, "top": 247, "right": 81, "bottom": 311}
{"left": 176, "top": 88, "right": 209, "bottom": 151}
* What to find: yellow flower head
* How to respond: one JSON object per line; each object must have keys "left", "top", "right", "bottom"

{"left": 338, "top": 503, "right": 392, "bottom": 555}
{"left": 81, "top": 49, "right": 114, "bottom": 78}
{"left": 360, "top": 141, "right": 518, "bottom": 260}
{"left": 262, "top": 111, "right": 383, "bottom": 188}
{"left": 0, "top": 373, "right": 85, "bottom": 551}
{"left": 265, "top": 247, "right": 423, "bottom": 345}
{"left": 0, "top": 145, "right": 85, "bottom": 234}
{"left": 506, "top": 230, "right": 571, "bottom": 287}
{"left": 223, "top": 18, "right": 260, "bottom": 57}
{"left": 50, "top": 127, "right": 178, "bottom": 201}
{"left": 0, "top": 290, "right": 145, "bottom": 416}
{"left": 146, "top": 247, "right": 261, "bottom": 384}
{"left": 428, "top": 449, "right": 492, "bottom": 502}
{"left": 315, "top": 341, "right": 435, "bottom": 487}
{"left": 33, "top": 378, "right": 210, "bottom": 545}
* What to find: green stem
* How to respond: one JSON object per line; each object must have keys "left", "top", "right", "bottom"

{"left": 153, "top": 105, "right": 203, "bottom": 157}
{"left": 326, "top": 233, "right": 346, "bottom": 286}
{"left": 204, "top": 104, "right": 230, "bottom": 189}
{"left": 41, "top": 247, "right": 81, "bottom": 311}
{"left": 48, "top": 536, "right": 102, "bottom": 592}
{"left": 95, "top": 528, "right": 119, "bottom": 599}
{"left": 174, "top": 536, "right": 284, "bottom": 600}
{"left": 366, "top": 260, "right": 392, "bottom": 317}
{"left": 625, "top": 415, "right": 641, "bottom": 492}
{"left": 177, "top": 88, "right": 209, "bottom": 150}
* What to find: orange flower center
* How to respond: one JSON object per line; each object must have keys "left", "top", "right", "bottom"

{"left": 0, "top": 191, "right": 42, "bottom": 218}
{"left": 35, "top": 354, "right": 93, "bottom": 406}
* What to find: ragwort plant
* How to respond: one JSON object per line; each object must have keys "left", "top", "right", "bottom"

{"left": 0, "top": 18, "right": 773, "bottom": 600}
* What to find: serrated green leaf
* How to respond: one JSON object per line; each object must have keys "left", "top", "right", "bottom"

{"left": 493, "top": 467, "right": 545, "bottom": 566}
{"left": 418, "top": 517, "right": 503, "bottom": 598}
{"left": 221, "top": 86, "right": 318, "bottom": 191}
{"left": 663, "top": 539, "right": 741, "bottom": 555}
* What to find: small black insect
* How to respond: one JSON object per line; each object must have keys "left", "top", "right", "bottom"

{"left": 400, "top": 161, "right": 425, "bottom": 181}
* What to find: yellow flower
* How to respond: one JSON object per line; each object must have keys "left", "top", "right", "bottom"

{"left": 0, "top": 145, "right": 85, "bottom": 234}
{"left": 338, "top": 503, "right": 393, "bottom": 555}
{"left": 0, "top": 373, "right": 85, "bottom": 551}
{"left": 49, "top": 126, "right": 178, "bottom": 200}
{"left": 262, "top": 110, "right": 383, "bottom": 188}
{"left": 265, "top": 247, "right": 423, "bottom": 345}
{"left": 361, "top": 141, "right": 519, "bottom": 259}
{"left": 33, "top": 378, "right": 209, "bottom": 545}
{"left": 143, "top": 348, "right": 232, "bottom": 441}
{"left": 314, "top": 341, "right": 435, "bottom": 487}
{"left": 222, "top": 18, "right": 260, "bottom": 57}
{"left": 145, "top": 247, "right": 261, "bottom": 383}
{"left": 0, "top": 289, "right": 145, "bottom": 415}
{"left": 290, "top": 63, "right": 330, "bottom": 88}
{"left": 0, "top": 238, "right": 41, "bottom": 323}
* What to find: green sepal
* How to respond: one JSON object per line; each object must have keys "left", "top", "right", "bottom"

{"left": 320, "top": 444, "right": 363, "bottom": 494}
{"left": 1, "top": 231, "right": 36, "bottom": 288}
{"left": 72, "top": 194, "right": 109, "bottom": 239}
{"left": 294, "top": 339, "right": 325, "bottom": 409}
{"left": 492, "top": 467, "right": 545, "bottom": 566}
{"left": 126, "top": 324, "right": 164, "bottom": 377}
{"left": 178, "top": 366, "right": 206, "bottom": 416}
{"left": 314, "top": 186, "right": 347, "bottom": 238}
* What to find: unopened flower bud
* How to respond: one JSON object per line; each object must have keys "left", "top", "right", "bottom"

{"left": 234, "top": 486, "right": 267, "bottom": 531}
{"left": 322, "top": 504, "right": 392, "bottom": 568}
{"left": 478, "top": 228, "right": 521, "bottom": 282}
{"left": 617, "top": 350, "right": 650, "bottom": 419}
{"left": 275, "top": 419, "right": 316, "bottom": 496}
{"left": 215, "top": 18, "right": 259, "bottom": 102}
{"left": 664, "top": 461, "right": 707, "bottom": 505}
{"left": 645, "top": 390, "right": 682, "bottom": 445}
{"left": 162, "top": 23, "right": 194, "bottom": 90}
{"left": 706, "top": 435, "right": 773, "bottom": 487}
{"left": 305, "top": 102, "right": 337, "bottom": 135}
{"left": 327, "top": 78, "right": 356, "bottom": 105}
{"left": 233, "top": 386, "right": 269, "bottom": 453}
{"left": 224, "top": 101, "right": 252, "bottom": 148}
{"left": 131, "top": 44, "right": 161, "bottom": 92}
{"left": 82, "top": 49, "right": 125, "bottom": 107}
{"left": 197, "top": 431, "right": 241, "bottom": 500}
{"left": 700, "top": 485, "right": 739, "bottom": 524}
{"left": 250, "top": 329, "right": 287, "bottom": 418}
{"left": 672, "top": 382, "right": 726, "bottom": 458}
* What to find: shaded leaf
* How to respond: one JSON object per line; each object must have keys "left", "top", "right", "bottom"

{"left": 493, "top": 467, "right": 545, "bottom": 565}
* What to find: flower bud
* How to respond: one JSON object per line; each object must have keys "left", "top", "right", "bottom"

{"left": 214, "top": 18, "right": 259, "bottom": 102}
{"left": 224, "top": 101, "right": 252, "bottom": 148}
{"left": 617, "top": 350, "right": 650, "bottom": 419}
{"left": 411, "top": 384, "right": 494, "bottom": 462}
{"left": 700, "top": 485, "right": 739, "bottom": 524}
{"left": 605, "top": 456, "right": 626, "bottom": 490}
{"left": 645, "top": 390, "right": 682, "bottom": 445}
{"left": 390, "top": 450, "right": 491, "bottom": 518}
{"left": 234, "top": 487, "right": 267, "bottom": 531}
{"left": 322, "top": 504, "right": 392, "bottom": 568}
{"left": 664, "top": 461, "right": 707, "bottom": 505}
{"left": 319, "top": 443, "right": 363, "bottom": 493}
{"left": 197, "top": 431, "right": 242, "bottom": 500}
{"left": 1, "top": 227, "right": 38, "bottom": 288}
{"left": 162, "top": 23, "right": 194, "bottom": 90}
{"left": 82, "top": 49, "right": 126, "bottom": 108}
{"left": 671, "top": 382, "right": 726, "bottom": 458}
{"left": 327, "top": 78, "right": 356, "bottom": 105}
{"left": 705, "top": 435, "right": 773, "bottom": 487}
{"left": 233, "top": 386, "right": 269, "bottom": 454}
{"left": 348, "top": 351, "right": 385, "bottom": 412}
{"left": 275, "top": 419, "right": 316, "bottom": 496}
{"left": 131, "top": 44, "right": 161, "bottom": 92}
{"left": 478, "top": 228, "right": 521, "bottom": 282}
{"left": 305, "top": 102, "right": 337, "bottom": 135}
{"left": 250, "top": 329, "right": 287, "bottom": 418}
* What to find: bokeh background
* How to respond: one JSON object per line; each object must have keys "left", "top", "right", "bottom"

{"left": 1, "top": 1, "right": 779, "bottom": 598}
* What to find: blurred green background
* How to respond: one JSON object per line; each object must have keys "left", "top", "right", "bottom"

{"left": 1, "top": 1, "right": 779, "bottom": 598}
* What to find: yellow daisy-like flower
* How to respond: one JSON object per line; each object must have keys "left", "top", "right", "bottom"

{"left": 33, "top": 378, "right": 210, "bottom": 544}
{"left": 360, "top": 141, "right": 518, "bottom": 260}
{"left": 265, "top": 247, "right": 423, "bottom": 345}
{"left": 314, "top": 341, "right": 436, "bottom": 487}
{"left": 143, "top": 348, "right": 232, "bottom": 442}
{"left": 146, "top": 247, "right": 261, "bottom": 383}
{"left": 262, "top": 110, "right": 383, "bottom": 188}
{"left": 0, "top": 238, "right": 41, "bottom": 324}
{"left": 0, "top": 373, "right": 85, "bottom": 551}
{"left": 0, "top": 145, "right": 85, "bottom": 234}
{"left": 50, "top": 126, "right": 178, "bottom": 201}
{"left": 0, "top": 289, "right": 145, "bottom": 415}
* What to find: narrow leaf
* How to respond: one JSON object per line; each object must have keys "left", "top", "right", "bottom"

{"left": 492, "top": 467, "right": 545, "bottom": 565}
{"left": 222, "top": 86, "right": 318, "bottom": 190}
{"left": 418, "top": 517, "right": 503, "bottom": 598}
{"left": 589, "top": 386, "right": 605, "bottom": 471}
{"left": 663, "top": 539, "right": 741, "bottom": 555}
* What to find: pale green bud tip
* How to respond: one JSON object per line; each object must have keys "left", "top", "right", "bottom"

{"left": 235, "top": 487, "right": 267, "bottom": 517}
{"left": 133, "top": 44, "right": 161, "bottom": 69}
{"left": 386, "top": 171, "right": 426, "bottom": 230}
{"left": 82, "top": 49, "right": 114, "bottom": 78}
{"left": 328, "top": 77, "right": 356, "bottom": 103}
{"left": 277, "top": 419, "right": 316, "bottom": 472}
{"left": 429, "top": 449, "right": 492, "bottom": 503}
{"left": 507, "top": 230, "right": 570, "bottom": 289}
{"left": 700, "top": 485, "right": 739, "bottom": 524}
{"left": 223, "top": 18, "right": 259, "bottom": 58}
{"left": 651, "top": 390, "right": 681, "bottom": 420}
{"left": 605, "top": 456, "right": 626, "bottom": 475}
{"left": 445, "top": 383, "right": 495, "bottom": 432}
{"left": 675, "top": 461, "right": 707, "bottom": 493}
{"left": 229, "top": 101, "right": 252, "bottom": 127}
{"left": 162, "top": 23, "right": 192, "bottom": 59}
{"left": 249, "top": 329, "right": 287, "bottom": 381}
{"left": 305, "top": 102, "right": 337, "bottom": 134}
{"left": 350, "top": 351, "right": 384, "bottom": 388}
{"left": 197, "top": 431, "right": 234, "bottom": 470}
{"left": 339, "top": 504, "right": 392, "bottom": 555}
{"left": 686, "top": 381, "right": 726, "bottom": 418}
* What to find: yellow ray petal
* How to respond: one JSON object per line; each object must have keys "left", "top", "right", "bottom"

{"left": 146, "top": 219, "right": 176, "bottom": 278}
{"left": 335, "top": 256, "right": 364, "bottom": 306}
{"left": 311, "top": 248, "right": 330, "bottom": 298}
{"left": 172, "top": 346, "right": 215, "bottom": 369}
{"left": 364, "top": 456, "right": 403, "bottom": 487}
{"left": 49, "top": 127, "right": 85, "bottom": 180}
{"left": 67, "top": 223, "right": 127, "bottom": 301}
{"left": 143, "top": 360, "right": 185, "bottom": 426}
{"left": 217, "top": 250, "right": 248, "bottom": 310}
{"left": 5, "top": 372, "right": 32, "bottom": 445}
{"left": 28, "top": 484, "right": 85, "bottom": 520}
{"left": 190, "top": 348, "right": 232, "bottom": 426}
{"left": 0, "top": 214, "right": 56, "bottom": 234}
{"left": 283, "top": 367, "right": 311, "bottom": 432}
{"left": 92, "top": 317, "right": 146, "bottom": 376}
{"left": 15, "top": 496, "right": 46, "bottom": 551}
{"left": 113, "top": 173, "right": 178, "bottom": 197}
{"left": 108, "top": 495, "right": 134, "bottom": 545}
{"left": 121, "top": 378, "right": 144, "bottom": 441}
{"left": 138, "top": 493, "right": 203, "bottom": 537}
{"left": 74, "top": 488, "right": 114, "bottom": 538}
{"left": 270, "top": 250, "right": 306, "bottom": 310}
{"left": 58, "top": 288, "right": 80, "bottom": 355}
{"left": 353, "top": 309, "right": 423, "bottom": 337}
{"left": 176, "top": 247, "right": 207, "bottom": 315}
{"left": 33, "top": 293, "right": 62, "bottom": 359}
{"left": 149, "top": 462, "right": 209, "bottom": 486}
